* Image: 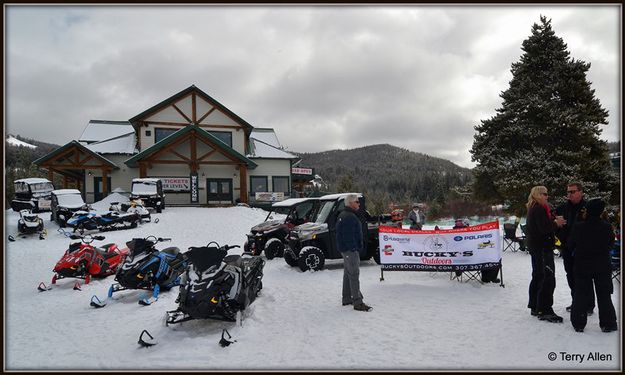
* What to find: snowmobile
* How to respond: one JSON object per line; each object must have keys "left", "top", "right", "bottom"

{"left": 38, "top": 233, "right": 128, "bottom": 291}
{"left": 66, "top": 209, "right": 141, "bottom": 234}
{"left": 109, "top": 198, "right": 153, "bottom": 223}
{"left": 8, "top": 209, "right": 46, "bottom": 241}
{"left": 90, "top": 236, "right": 187, "bottom": 307}
{"left": 165, "top": 241, "right": 265, "bottom": 325}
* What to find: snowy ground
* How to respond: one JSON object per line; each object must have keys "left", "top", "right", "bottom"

{"left": 4, "top": 204, "right": 621, "bottom": 371}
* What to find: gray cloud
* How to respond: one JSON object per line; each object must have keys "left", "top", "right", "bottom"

{"left": 5, "top": 5, "right": 620, "bottom": 168}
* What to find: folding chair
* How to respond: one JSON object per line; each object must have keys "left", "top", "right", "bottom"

{"left": 611, "top": 241, "right": 620, "bottom": 283}
{"left": 503, "top": 223, "right": 526, "bottom": 252}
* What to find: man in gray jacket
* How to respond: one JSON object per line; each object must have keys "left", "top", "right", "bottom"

{"left": 336, "top": 194, "right": 372, "bottom": 312}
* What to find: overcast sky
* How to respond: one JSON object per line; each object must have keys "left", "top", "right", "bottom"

{"left": 5, "top": 5, "right": 621, "bottom": 168}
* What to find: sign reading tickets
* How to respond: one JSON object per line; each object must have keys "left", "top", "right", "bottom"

{"left": 161, "top": 177, "right": 190, "bottom": 192}
{"left": 378, "top": 221, "right": 501, "bottom": 272}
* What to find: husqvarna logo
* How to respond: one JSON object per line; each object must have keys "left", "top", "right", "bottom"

{"left": 383, "top": 235, "right": 410, "bottom": 244}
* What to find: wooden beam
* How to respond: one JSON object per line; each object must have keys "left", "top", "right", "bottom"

{"left": 172, "top": 103, "right": 193, "bottom": 124}
{"left": 171, "top": 150, "right": 191, "bottom": 162}
{"left": 239, "top": 165, "right": 248, "bottom": 204}
{"left": 197, "top": 124, "right": 243, "bottom": 130}
{"left": 197, "top": 149, "right": 216, "bottom": 161}
{"left": 102, "top": 169, "right": 109, "bottom": 196}
{"left": 48, "top": 169, "right": 54, "bottom": 181}
{"left": 196, "top": 107, "right": 216, "bottom": 124}
{"left": 144, "top": 121, "right": 189, "bottom": 126}
{"left": 192, "top": 93, "right": 197, "bottom": 123}
{"left": 145, "top": 133, "right": 192, "bottom": 162}
{"left": 139, "top": 162, "right": 147, "bottom": 178}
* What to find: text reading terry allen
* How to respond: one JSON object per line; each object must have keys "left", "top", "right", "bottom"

{"left": 548, "top": 351, "right": 613, "bottom": 363}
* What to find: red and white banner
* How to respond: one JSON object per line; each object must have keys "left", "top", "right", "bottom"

{"left": 378, "top": 221, "right": 501, "bottom": 271}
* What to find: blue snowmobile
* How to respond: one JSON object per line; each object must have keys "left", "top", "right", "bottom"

{"left": 90, "top": 236, "right": 186, "bottom": 307}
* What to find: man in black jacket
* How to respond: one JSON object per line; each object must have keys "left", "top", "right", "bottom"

{"left": 336, "top": 194, "right": 372, "bottom": 312}
{"left": 569, "top": 198, "right": 617, "bottom": 333}
{"left": 555, "top": 182, "right": 594, "bottom": 315}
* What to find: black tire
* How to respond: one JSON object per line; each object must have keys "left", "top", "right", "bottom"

{"left": 284, "top": 248, "right": 299, "bottom": 267}
{"left": 360, "top": 250, "right": 372, "bottom": 261}
{"left": 243, "top": 241, "right": 250, "bottom": 254}
{"left": 373, "top": 247, "right": 381, "bottom": 265}
{"left": 298, "top": 246, "right": 325, "bottom": 272}
{"left": 265, "top": 240, "right": 285, "bottom": 260}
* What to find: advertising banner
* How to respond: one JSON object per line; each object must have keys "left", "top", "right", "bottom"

{"left": 161, "top": 177, "right": 190, "bottom": 192}
{"left": 379, "top": 221, "right": 501, "bottom": 272}
{"left": 190, "top": 174, "right": 198, "bottom": 203}
{"left": 254, "top": 192, "right": 285, "bottom": 202}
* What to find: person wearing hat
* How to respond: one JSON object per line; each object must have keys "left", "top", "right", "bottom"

{"left": 409, "top": 203, "right": 426, "bottom": 230}
{"left": 568, "top": 198, "right": 617, "bottom": 333}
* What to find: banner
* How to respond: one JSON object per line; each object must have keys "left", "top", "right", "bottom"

{"left": 161, "top": 177, "right": 190, "bottom": 192}
{"left": 379, "top": 221, "right": 501, "bottom": 272}
{"left": 255, "top": 192, "right": 285, "bottom": 202}
{"left": 190, "top": 174, "right": 198, "bottom": 203}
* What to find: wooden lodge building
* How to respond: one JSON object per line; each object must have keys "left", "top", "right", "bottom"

{"left": 34, "top": 85, "right": 301, "bottom": 206}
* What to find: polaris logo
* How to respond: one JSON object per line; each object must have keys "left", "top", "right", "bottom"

{"left": 463, "top": 234, "right": 493, "bottom": 240}
{"left": 453, "top": 236, "right": 463, "bottom": 242}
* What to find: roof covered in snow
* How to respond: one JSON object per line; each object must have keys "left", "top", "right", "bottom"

{"left": 319, "top": 192, "right": 363, "bottom": 201}
{"left": 79, "top": 120, "right": 134, "bottom": 144}
{"left": 248, "top": 129, "right": 299, "bottom": 160}
{"left": 271, "top": 197, "right": 318, "bottom": 207}
{"left": 51, "top": 189, "right": 82, "bottom": 196}
{"left": 14, "top": 178, "right": 51, "bottom": 184}
{"left": 83, "top": 132, "right": 137, "bottom": 154}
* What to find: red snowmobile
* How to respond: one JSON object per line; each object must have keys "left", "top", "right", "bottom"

{"left": 38, "top": 233, "right": 129, "bottom": 291}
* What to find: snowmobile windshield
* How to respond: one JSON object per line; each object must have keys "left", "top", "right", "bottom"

{"left": 315, "top": 200, "right": 336, "bottom": 224}
{"left": 57, "top": 193, "right": 85, "bottom": 208}
{"left": 132, "top": 182, "right": 157, "bottom": 195}
{"left": 126, "top": 239, "right": 156, "bottom": 257}
{"left": 185, "top": 247, "right": 227, "bottom": 273}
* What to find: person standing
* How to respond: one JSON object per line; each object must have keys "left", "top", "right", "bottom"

{"left": 569, "top": 198, "right": 617, "bottom": 333}
{"left": 336, "top": 194, "right": 372, "bottom": 312}
{"left": 409, "top": 203, "right": 426, "bottom": 230}
{"left": 526, "top": 186, "right": 567, "bottom": 322}
{"left": 555, "top": 182, "right": 594, "bottom": 315}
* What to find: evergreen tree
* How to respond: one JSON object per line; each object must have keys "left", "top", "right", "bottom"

{"left": 471, "top": 16, "right": 617, "bottom": 214}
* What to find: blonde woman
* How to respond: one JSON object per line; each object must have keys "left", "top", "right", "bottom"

{"left": 525, "top": 186, "right": 567, "bottom": 323}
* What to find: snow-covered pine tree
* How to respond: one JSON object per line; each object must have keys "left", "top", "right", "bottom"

{"left": 470, "top": 16, "right": 617, "bottom": 214}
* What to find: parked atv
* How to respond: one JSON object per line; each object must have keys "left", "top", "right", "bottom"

{"left": 285, "top": 193, "right": 381, "bottom": 272}
{"left": 91, "top": 236, "right": 186, "bottom": 306}
{"left": 244, "top": 198, "right": 318, "bottom": 259}
{"left": 38, "top": 233, "right": 128, "bottom": 291}
{"left": 50, "top": 189, "right": 87, "bottom": 227}
{"left": 10, "top": 178, "right": 54, "bottom": 212}
{"left": 166, "top": 241, "right": 265, "bottom": 325}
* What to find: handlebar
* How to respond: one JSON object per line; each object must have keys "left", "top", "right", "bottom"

{"left": 144, "top": 235, "right": 171, "bottom": 243}
{"left": 69, "top": 233, "right": 105, "bottom": 243}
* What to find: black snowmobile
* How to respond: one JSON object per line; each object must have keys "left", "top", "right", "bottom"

{"left": 90, "top": 236, "right": 187, "bottom": 307}
{"left": 165, "top": 241, "right": 265, "bottom": 325}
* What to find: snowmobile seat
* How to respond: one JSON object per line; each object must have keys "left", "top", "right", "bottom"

{"left": 161, "top": 247, "right": 180, "bottom": 256}
{"left": 223, "top": 254, "right": 244, "bottom": 268}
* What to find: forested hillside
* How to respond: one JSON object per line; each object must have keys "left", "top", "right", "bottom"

{"left": 5, "top": 135, "right": 62, "bottom": 206}
{"left": 296, "top": 144, "right": 474, "bottom": 216}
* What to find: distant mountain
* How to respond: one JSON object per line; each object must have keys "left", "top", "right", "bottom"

{"left": 7, "top": 135, "right": 37, "bottom": 148}
{"left": 295, "top": 144, "right": 473, "bottom": 212}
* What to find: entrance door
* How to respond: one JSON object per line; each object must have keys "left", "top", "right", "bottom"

{"left": 206, "top": 178, "right": 233, "bottom": 205}
{"left": 94, "top": 176, "right": 112, "bottom": 202}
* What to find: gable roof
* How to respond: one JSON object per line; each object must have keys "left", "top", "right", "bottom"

{"left": 128, "top": 85, "right": 254, "bottom": 132}
{"left": 83, "top": 132, "right": 137, "bottom": 155}
{"left": 33, "top": 140, "right": 119, "bottom": 169}
{"left": 124, "top": 124, "right": 257, "bottom": 168}
{"left": 250, "top": 128, "right": 282, "bottom": 148}
{"left": 79, "top": 120, "right": 134, "bottom": 143}
{"left": 248, "top": 137, "right": 299, "bottom": 160}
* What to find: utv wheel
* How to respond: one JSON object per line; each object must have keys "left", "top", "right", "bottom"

{"left": 283, "top": 248, "right": 299, "bottom": 267}
{"left": 264, "top": 239, "right": 284, "bottom": 260}
{"left": 298, "top": 246, "right": 325, "bottom": 272}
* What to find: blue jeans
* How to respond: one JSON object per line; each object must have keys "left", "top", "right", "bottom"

{"left": 341, "top": 250, "right": 363, "bottom": 305}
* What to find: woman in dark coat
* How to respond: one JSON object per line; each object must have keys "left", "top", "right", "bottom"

{"left": 569, "top": 198, "right": 617, "bottom": 333}
{"left": 525, "top": 185, "right": 566, "bottom": 322}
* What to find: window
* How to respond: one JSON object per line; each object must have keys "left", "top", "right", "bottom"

{"left": 250, "top": 176, "right": 268, "bottom": 194}
{"left": 145, "top": 130, "right": 151, "bottom": 137}
{"left": 272, "top": 176, "right": 290, "bottom": 194}
{"left": 154, "top": 128, "right": 179, "bottom": 143}
{"left": 208, "top": 131, "right": 232, "bottom": 147}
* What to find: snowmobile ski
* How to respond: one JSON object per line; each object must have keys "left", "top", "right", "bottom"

{"left": 8, "top": 235, "right": 15, "bottom": 242}
{"left": 138, "top": 330, "right": 157, "bottom": 347}
{"left": 90, "top": 295, "right": 107, "bottom": 308}
{"left": 37, "top": 282, "right": 52, "bottom": 292}
{"left": 219, "top": 329, "right": 236, "bottom": 347}
{"left": 73, "top": 282, "right": 82, "bottom": 291}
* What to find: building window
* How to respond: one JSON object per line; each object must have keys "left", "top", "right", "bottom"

{"left": 145, "top": 130, "right": 151, "bottom": 137}
{"left": 272, "top": 176, "right": 290, "bottom": 194}
{"left": 250, "top": 176, "right": 268, "bottom": 194}
{"left": 155, "top": 128, "right": 179, "bottom": 143}
{"left": 209, "top": 131, "right": 232, "bottom": 148}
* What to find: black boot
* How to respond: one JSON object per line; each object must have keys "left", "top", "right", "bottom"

{"left": 538, "top": 309, "right": 563, "bottom": 323}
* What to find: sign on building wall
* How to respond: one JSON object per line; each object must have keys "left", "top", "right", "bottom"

{"left": 161, "top": 177, "right": 190, "bottom": 192}
{"left": 190, "top": 173, "right": 199, "bottom": 203}
{"left": 291, "top": 167, "right": 313, "bottom": 175}
{"left": 255, "top": 192, "right": 285, "bottom": 202}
